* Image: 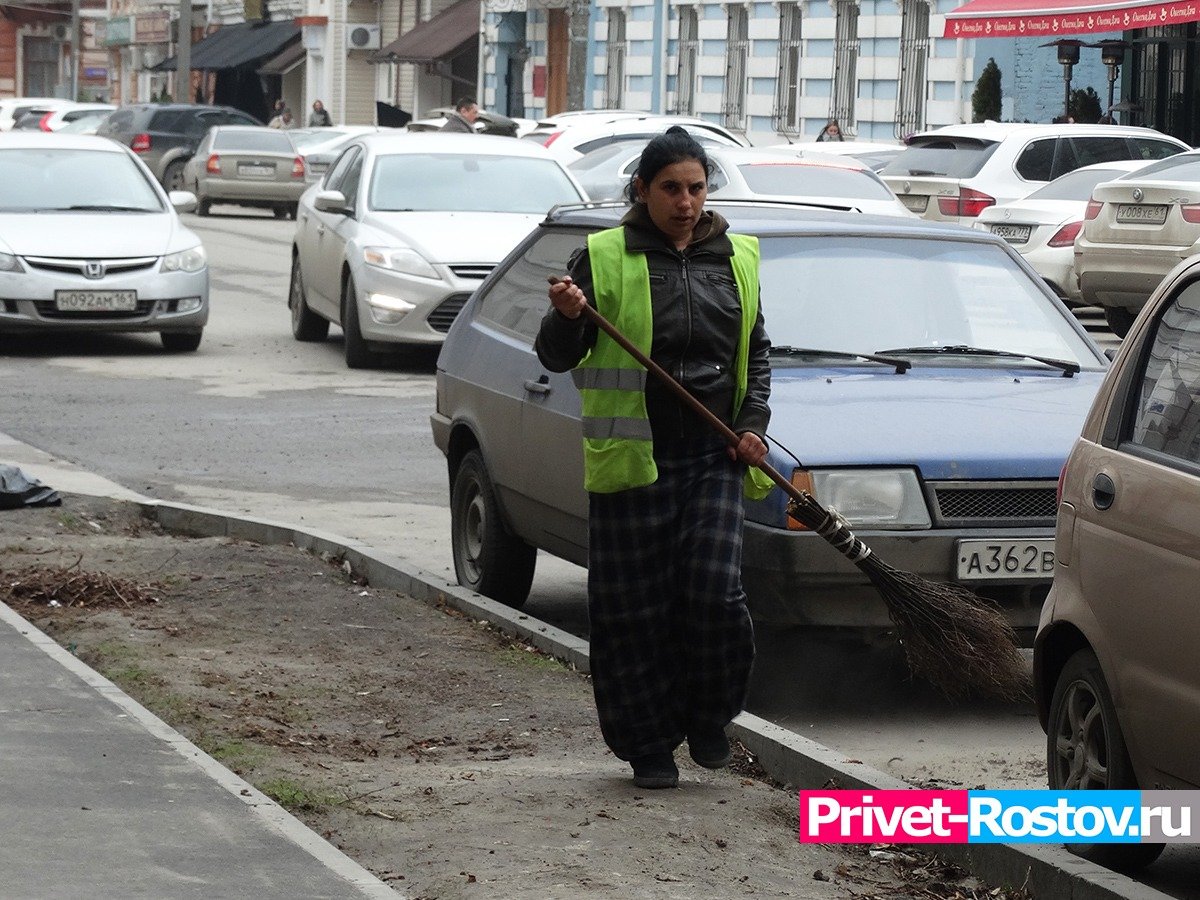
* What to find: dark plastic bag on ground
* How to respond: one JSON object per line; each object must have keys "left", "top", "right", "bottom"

{"left": 0, "top": 465, "right": 62, "bottom": 509}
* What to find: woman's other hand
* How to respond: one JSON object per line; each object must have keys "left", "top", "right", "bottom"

{"left": 548, "top": 276, "right": 587, "bottom": 320}
{"left": 729, "top": 432, "right": 767, "bottom": 466}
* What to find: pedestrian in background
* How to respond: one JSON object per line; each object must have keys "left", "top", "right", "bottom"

{"left": 441, "top": 97, "right": 479, "bottom": 133}
{"left": 537, "top": 126, "right": 773, "bottom": 790}
{"left": 816, "top": 119, "right": 844, "bottom": 142}
{"left": 269, "top": 99, "right": 285, "bottom": 122}
{"left": 308, "top": 100, "right": 333, "bottom": 127}
{"left": 269, "top": 108, "right": 295, "bottom": 129}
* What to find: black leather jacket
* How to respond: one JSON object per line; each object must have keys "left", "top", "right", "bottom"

{"left": 535, "top": 205, "right": 771, "bottom": 448}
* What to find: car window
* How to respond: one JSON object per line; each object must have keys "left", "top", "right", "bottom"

{"left": 368, "top": 153, "right": 583, "bottom": 213}
{"left": 224, "top": 111, "right": 261, "bottom": 127}
{"left": 323, "top": 146, "right": 361, "bottom": 194}
{"left": 1025, "top": 166, "right": 1131, "bottom": 201}
{"left": 1067, "top": 136, "right": 1133, "bottom": 170}
{"left": 1129, "top": 137, "right": 1184, "bottom": 161}
{"left": 1014, "top": 139, "right": 1057, "bottom": 181}
{"left": 335, "top": 151, "right": 364, "bottom": 207}
{"left": 185, "top": 112, "right": 222, "bottom": 138}
{"left": 101, "top": 109, "right": 134, "bottom": 133}
{"left": 477, "top": 230, "right": 587, "bottom": 341}
{"left": 1129, "top": 281, "right": 1200, "bottom": 464}
{"left": 1118, "top": 153, "right": 1200, "bottom": 181}
{"left": 150, "top": 110, "right": 189, "bottom": 132}
{"left": 212, "top": 130, "right": 292, "bottom": 152}
{"left": 575, "top": 134, "right": 654, "bottom": 156}
{"left": 879, "top": 138, "right": 999, "bottom": 178}
{"left": 735, "top": 162, "right": 895, "bottom": 200}
{"left": 0, "top": 147, "right": 163, "bottom": 212}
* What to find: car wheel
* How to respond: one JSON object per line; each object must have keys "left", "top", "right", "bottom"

{"left": 274, "top": 205, "right": 290, "bottom": 220}
{"left": 1104, "top": 306, "right": 1135, "bottom": 338}
{"left": 197, "top": 197, "right": 211, "bottom": 217}
{"left": 161, "top": 330, "right": 202, "bottom": 352}
{"left": 340, "top": 275, "right": 374, "bottom": 369}
{"left": 163, "top": 160, "right": 186, "bottom": 193}
{"left": 450, "top": 449, "right": 536, "bottom": 607}
{"left": 289, "top": 255, "right": 328, "bottom": 342}
{"left": 1047, "top": 649, "right": 1165, "bottom": 870}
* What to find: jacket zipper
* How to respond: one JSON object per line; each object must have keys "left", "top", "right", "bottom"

{"left": 679, "top": 253, "right": 693, "bottom": 439}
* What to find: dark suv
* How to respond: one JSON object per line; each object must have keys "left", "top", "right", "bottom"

{"left": 97, "top": 103, "right": 262, "bottom": 191}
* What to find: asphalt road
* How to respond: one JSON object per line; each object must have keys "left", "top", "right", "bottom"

{"left": 1, "top": 206, "right": 1196, "bottom": 896}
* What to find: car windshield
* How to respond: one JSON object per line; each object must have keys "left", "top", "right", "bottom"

{"left": 213, "top": 130, "right": 293, "bottom": 152}
{"left": 0, "top": 148, "right": 162, "bottom": 212}
{"left": 1026, "top": 167, "right": 1132, "bottom": 201}
{"left": 369, "top": 153, "right": 582, "bottom": 213}
{"left": 879, "top": 139, "right": 999, "bottom": 178}
{"left": 735, "top": 163, "right": 895, "bottom": 200}
{"left": 1116, "top": 153, "right": 1200, "bottom": 181}
{"left": 757, "top": 235, "right": 1099, "bottom": 367}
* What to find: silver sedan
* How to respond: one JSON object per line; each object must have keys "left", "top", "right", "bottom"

{"left": 184, "top": 125, "right": 308, "bottom": 219}
{"left": 288, "top": 132, "right": 587, "bottom": 367}
{"left": 0, "top": 133, "right": 208, "bottom": 351}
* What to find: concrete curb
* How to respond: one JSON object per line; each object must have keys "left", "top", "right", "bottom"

{"left": 140, "top": 498, "right": 1172, "bottom": 900}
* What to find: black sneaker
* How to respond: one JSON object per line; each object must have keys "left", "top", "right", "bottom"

{"left": 688, "top": 731, "right": 731, "bottom": 769}
{"left": 630, "top": 753, "right": 679, "bottom": 789}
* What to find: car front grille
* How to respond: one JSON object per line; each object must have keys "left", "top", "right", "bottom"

{"left": 448, "top": 264, "right": 494, "bottom": 280}
{"left": 927, "top": 480, "right": 1058, "bottom": 528}
{"left": 34, "top": 300, "right": 156, "bottom": 320}
{"left": 427, "top": 293, "right": 470, "bottom": 333}
{"left": 23, "top": 256, "right": 159, "bottom": 277}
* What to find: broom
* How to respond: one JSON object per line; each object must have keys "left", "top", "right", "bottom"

{"left": 558, "top": 283, "right": 1030, "bottom": 702}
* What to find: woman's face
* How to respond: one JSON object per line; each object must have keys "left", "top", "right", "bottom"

{"left": 634, "top": 158, "right": 708, "bottom": 247}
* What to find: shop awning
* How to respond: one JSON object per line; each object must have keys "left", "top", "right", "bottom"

{"left": 373, "top": 0, "right": 478, "bottom": 64}
{"left": 943, "top": 0, "right": 1200, "bottom": 38}
{"left": 155, "top": 20, "right": 300, "bottom": 71}
{"left": 257, "top": 39, "right": 306, "bottom": 75}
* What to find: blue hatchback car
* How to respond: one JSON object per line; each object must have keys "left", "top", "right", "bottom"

{"left": 431, "top": 202, "right": 1109, "bottom": 641}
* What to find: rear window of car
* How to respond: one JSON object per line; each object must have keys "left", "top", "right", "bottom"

{"left": 213, "top": 129, "right": 292, "bottom": 152}
{"left": 150, "top": 110, "right": 191, "bottom": 132}
{"left": 100, "top": 109, "right": 136, "bottom": 133}
{"left": 1117, "top": 153, "right": 1200, "bottom": 181}
{"left": 736, "top": 163, "right": 896, "bottom": 200}
{"left": 1025, "top": 167, "right": 1133, "bottom": 201}
{"left": 879, "top": 138, "right": 999, "bottom": 178}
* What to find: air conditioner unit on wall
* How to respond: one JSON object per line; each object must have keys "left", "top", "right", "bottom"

{"left": 347, "top": 24, "right": 381, "bottom": 51}
{"left": 51, "top": 23, "right": 71, "bottom": 42}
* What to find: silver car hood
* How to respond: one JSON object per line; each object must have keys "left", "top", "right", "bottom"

{"left": 0, "top": 212, "right": 182, "bottom": 257}
{"left": 363, "top": 211, "right": 545, "bottom": 264}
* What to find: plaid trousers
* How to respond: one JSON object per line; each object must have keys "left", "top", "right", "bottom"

{"left": 587, "top": 439, "right": 755, "bottom": 761}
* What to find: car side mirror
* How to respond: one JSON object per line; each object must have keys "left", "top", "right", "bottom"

{"left": 314, "top": 189, "right": 349, "bottom": 214}
{"left": 168, "top": 190, "right": 197, "bottom": 213}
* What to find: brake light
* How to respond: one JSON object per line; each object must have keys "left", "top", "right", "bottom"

{"left": 291, "top": 156, "right": 305, "bottom": 179}
{"left": 1181, "top": 204, "right": 1200, "bottom": 224}
{"left": 542, "top": 130, "right": 564, "bottom": 148}
{"left": 938, "top": 195, "right": 960, "bottom": 217}
{"left": 131, "top": 133, "right": 151, "bottom": 153}
{"left": 38, "top": 112, "right": 54, "bottom": 131}
{"left": 1084, "top": 199, "right": 1103, "bottom": 220}
{"left": 1048, "top": 220, "right": 1083, "bottom": 247}
{"left": 205, "top": 154, "right": 220, "bottom": 175}
{"left": 958, "top": 187, "right": 996, "bottom": 218}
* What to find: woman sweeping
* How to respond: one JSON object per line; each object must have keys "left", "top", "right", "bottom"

{"left": 536, "top": 127, "right": 773, "bottom": 789}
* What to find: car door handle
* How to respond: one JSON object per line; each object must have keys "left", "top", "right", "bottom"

{"left": 1092, "top": 472, "right": 1116, "bottom": 511}
{"left": 523, "top": 376, "right": 552, "bottom": 395}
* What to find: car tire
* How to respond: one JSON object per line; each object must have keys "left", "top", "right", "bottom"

{"left": 340, "top": 275, "right": 374, "bottom": 369}
{"left": 197, "top": 197, "right": 211, "bottom": 217}
{"left": 161, "top": 330, "right": 203, "bottom": 352}
{"left": 163, "top": 160, "right": 186, "bottom": 193}
{"left": 289, "top": 255, "right": 328, "bottom": 342}
{"left": 450, "top": 449, "right": 536, "bottom": 607}
{"left": 1047, "top": 648, "right": 1166, "bottom": 870}
{"left": 1104, "top": 306, "right": 1135, "bottom": 339}
{"left": 274, "top": 205, "right": 290, "bottom": 220}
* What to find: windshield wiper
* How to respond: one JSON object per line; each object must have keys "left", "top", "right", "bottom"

{"left": 769, "top": 346, "right": 910, "bottom": 374}
{"left": 875, "top": 345, "right": 1080, "bottom": 377}
{"left": 64, "top": 204, "right": 156, "bottom": 213}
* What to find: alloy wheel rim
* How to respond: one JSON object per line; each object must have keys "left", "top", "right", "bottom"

{"left": 1053, "top": 679, "right": 1110, "bottom": 789}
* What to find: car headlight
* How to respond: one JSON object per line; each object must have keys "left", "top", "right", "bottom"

{"left": 161, "top": 246, "right": 207, "bottom": 273}
{"left": 363, "top": 245, "right": 439, "bottom": 279}
{"left": 0, "top": 251, "right": 23, "bottom": 273}
{"left": 792, "top": 468, "right": 931, "bottom": 529}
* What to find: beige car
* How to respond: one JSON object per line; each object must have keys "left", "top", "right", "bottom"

{"left": 183, "top": 125, "right": 307, "bottom": 219}
{"left": 1035, "top": 255, "right": 1200, "bottom": 871}
{"left": 1075, "top": 150, "right": 1200, "bottom": 337}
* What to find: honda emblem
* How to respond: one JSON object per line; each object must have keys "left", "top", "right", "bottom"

{"left": 83, "top": 261, "right": 106, "bottom": 279}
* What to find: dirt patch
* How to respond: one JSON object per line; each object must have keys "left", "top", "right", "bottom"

{"left": 0, "top": 496, "right": 1032, "bottom": 899}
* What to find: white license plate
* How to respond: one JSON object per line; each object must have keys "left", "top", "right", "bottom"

{"left": 900, "top": 195, "right": 928, "bottom": 213}
{"left": 55, "top": 290, "right": 137, "bottom": 312}
{"left": 238, "top": 163, "right": 275, "bottom": 177}
{"left": 956, "top": 539, "right": 1055, "bottom": 581}
{"left": 1116, "top": 204, "right": 1168, "bottom": 225}
{"left": 990, "top": 224, "right": 1032, "bottom": 243}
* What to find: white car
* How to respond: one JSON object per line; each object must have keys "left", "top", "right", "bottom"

{"left": 0, "top": 97, "right": 74, "bottom": 131}
{"left": 289, "top": 126, "right": 388, "bottom": 184}
{"left": 523, "top": 114, "right": 746, "bottom": 163}
{"left": 880, "top": 123, "right": 1187, "bottom": 226}
{"left": 288, "top": 133, "right": 587, "bottom": 367}
{"left": 37, "top": 103, "right": 117, "bottom": 132}
{"left": 974, "top": 160, "right": 1150, "bottom": 305}
{"left": 0, "top": 133, "right": 208, "bottom": 351}
{"left": 754, "top": 139, "right": 904, "bottom": 171}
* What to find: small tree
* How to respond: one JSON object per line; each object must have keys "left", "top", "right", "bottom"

{"left": 1070, "top": 86, "right": 1103, "bottom": 123}
{"left": 972, "top": 58, "right": 1002, "bottom": 123}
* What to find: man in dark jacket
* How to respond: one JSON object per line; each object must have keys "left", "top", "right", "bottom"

{"left": 441, "top": 97, "right": 479, "bottom": 133}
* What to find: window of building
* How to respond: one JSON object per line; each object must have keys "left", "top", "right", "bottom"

{"left": 722, "top": 4, "right": 749, "bottom": 130}
{"left": 605, "top": 9, "right": 627, "bottom": 110}
{"left": 830, "top": 0, "right": 859, "bottom": 136}
{"left": 895, "top": 0, "right": 930, "bottom": 141}
{"left": 675, "top": 6, "right": 699, "bottom": 116}
{"left": 772, "top": 3, "right": 802, "bottom": 133}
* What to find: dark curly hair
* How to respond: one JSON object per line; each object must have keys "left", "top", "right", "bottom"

{"left": 626, "top": 126, "right": 713, "bottom": 203}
